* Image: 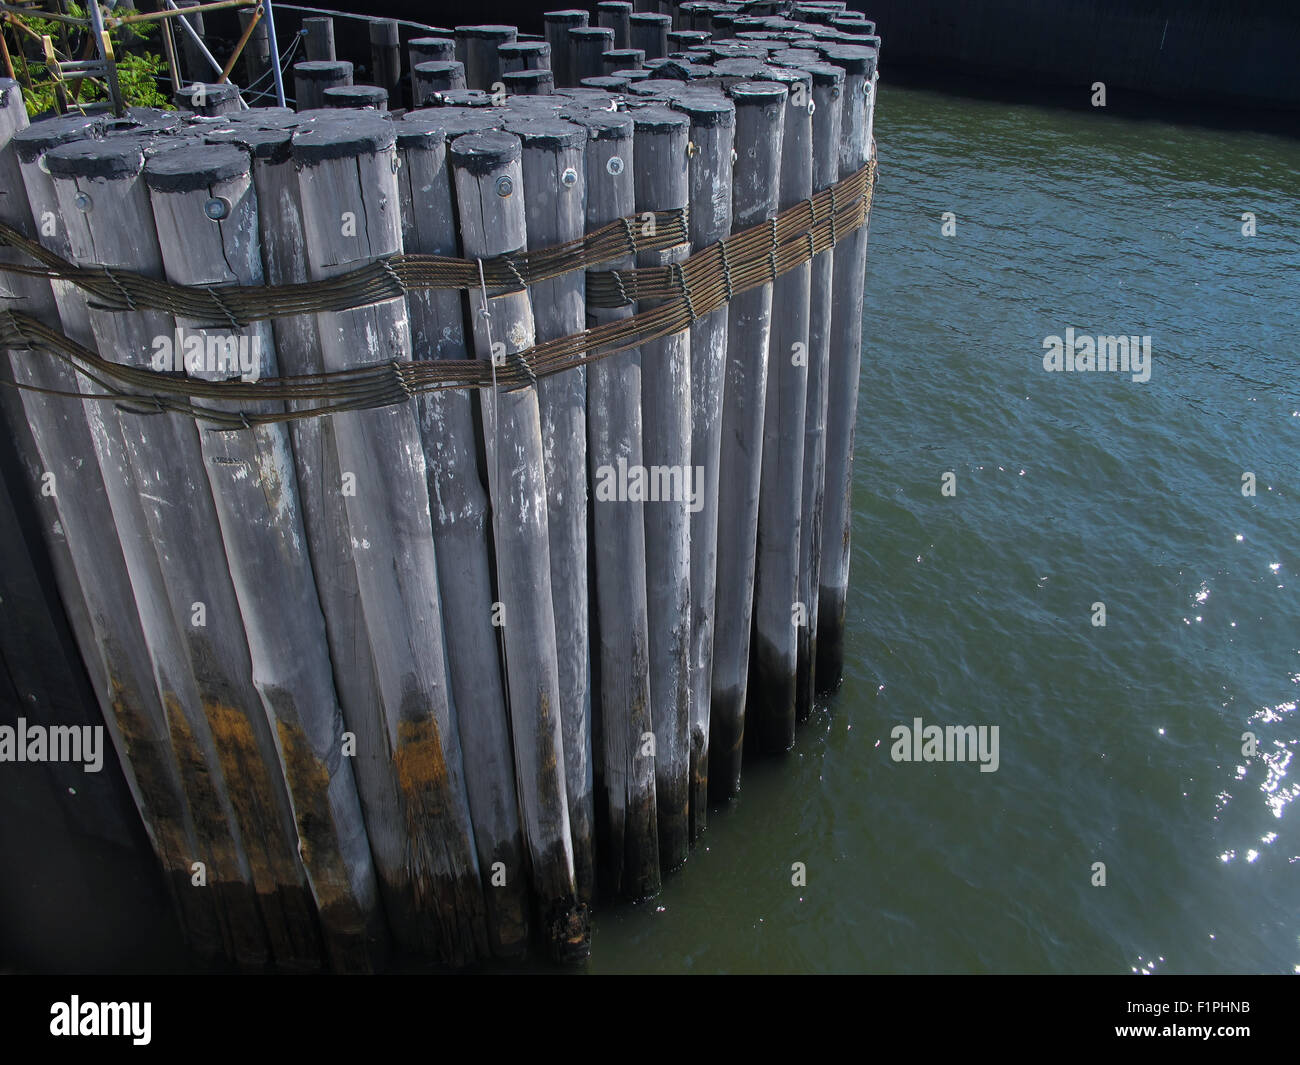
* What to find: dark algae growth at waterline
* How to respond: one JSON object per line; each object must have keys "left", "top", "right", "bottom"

{"left": 0, "top": 1, "right": 881, "bottom": 969}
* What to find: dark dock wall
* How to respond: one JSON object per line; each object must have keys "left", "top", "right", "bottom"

{"left": 857, "top": 0, "right": 1300, "bottom": 111}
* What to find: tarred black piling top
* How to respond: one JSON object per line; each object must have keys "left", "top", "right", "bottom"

{"left": 293, "top": 60, "right": 355, "bottom": 81}
{"left": 144, "top": 140, "right": 251, "bottom": 193}
{"left": 454, "top": 25, "right": 517, "bottom": 41}
{"left": 324, "top": 85, "right": 389, "bottom": 106}
{"left": 502, "top": 116, "right": 587, "bottom": 150}
{"left": 555, "top": 86, "right": 621, "bottom": 104}
{"left": 667, "top": 30, "right": 710, "bottom": 46}
{"left": 499, "top": 41, "right": 551, "bottom": 58}
{"left": 413, "top": 61, "right": 465, "bottom": 78}
{"left": 628, "top": 79, "right": 692, "bottom": 97}
{"left": 404, "top": 108, "right": 505, "bottom": 136}
{"left": 630, "top": 103, "right": 691, "bottom": 135}
{"left": 409, "top": 35, "right": 455, "bottom": 50}
{"left": 817, "top": 43, "right": 877, "bottom": 75}
{"left": 769, "top": 48, "right": 827, "bottom": 67}
{"left": 612, "top": 69, "right": 654, "bottom": 82}
{"left": 204, "top": 124, "right": 294, "bottom": 162}
{"left": 571, "top": 26, "right": 615, "bottom": 42}
{"left": 219, "top": 106, "right": 298, "bottom": 127}
{"left": 596, "top": 1, "right": 632, "bottom": 12}
{"left": 562, "top": 108, "right": 633, "bottom": 141}
{"left": 393, "top": 112, "right": 448, "bottom": 149}
{"left": 44, "top": 135, "right": 150, "bottom": 180}
{"left": 102, "top": 108, "right": 188, "bottom": 137}
{"left": 12, "top": 114, "right": 104, "bottom": 164}
{"left": 669, "top": 92, "right": 735, "bottom": 128}
{"left": 502, "top": 94, "right": 566, "bottom": 116}
{"left": 603, "top": 48, "right": 646, "bottom": 65}
{"left": 291, "top": 112, "right": 396, "bottom": 162}
{"left": 544, "top": 10, "right": 589, "bottom": 26}
{"left": 449, "top": 130, "right": 522, "bottom": 174}
{"left": 629, "top": 12, "right": 672, "bottom": 27}
{"left": 582, "top": 76, "right": 630, "bottom": 91}
{"left": 707, "top": 44, "right": 769, "bottom": 61}
{"left": 727, "top": 79, "right": 789, "bottom": 106}
{"left": 713, "top": 57, "right": 772, "bottom": 78}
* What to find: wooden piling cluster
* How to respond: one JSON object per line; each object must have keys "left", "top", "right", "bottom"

{"left": 0, "top": 0, "right": 878, "bottom": 971}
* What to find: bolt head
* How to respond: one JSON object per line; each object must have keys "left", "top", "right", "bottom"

{"left": 561, "top": 166, "right": 578, "bottom": 188}
{"left": 606, "top": 155, "right": 624, "bottom": 176}
{"left": 73, "top": 191, "right": 91, "bottom": 211}
{"left": 204, "top": 197, "right": 230, "bottom": 220}
{"left": 496, "top": 175, "right": 513, "bottom": 197}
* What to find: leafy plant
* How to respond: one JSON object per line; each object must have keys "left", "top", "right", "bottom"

{"left": 5, "top": 2, "right": 172, "bottom": 116}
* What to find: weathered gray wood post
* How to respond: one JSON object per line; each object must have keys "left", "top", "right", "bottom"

{"left": 369, "top": 19, "right": 403, "bottom": 108}
{"left": 597, "top": 1, "right": 634, "bottom": 48}
{"left": 206, "top": 119, "right": 426, "bottom": 952}
{"left": 293, "top": 113, "right": 489, "bottom": 966}
{"left": 455, "top": 26, "right": 519, "bottom": 91}
{"left": 709, "top": 80, "right": 785, "bottom": 798}
{"left": 815, "top": 44, "right": 874, "bottom": 693}
{"left": 570, "top": 27, "right": 616, "bottom": 83}
{"left": 783, "top": 58, "right": 843, "bottom": 719}
{"left": 45, "top": 133, "right": 321, "bottom": 969}
{"left": 413, "top": 62, "right": 467, "bottom": 104}
{"left": 410, "top": 37, "right": 456, "bottom": 68}
{"left": 4, "top": 99, "right": 223, "bottom": 957}
{"left": 668, "top": 91, "right": 733, "bottom": 838}
{"left": 629, "top": 12, "right": 672, "bottom": 59}
{"left": 629, "top": 105, "right": 692, "bottom": 870}
{"left": 568, "top": 108, "right": 660, "bottom": 901}
{"left": 752, "top": 65, "right": 812, "bottom": 753}
{"left": 293, "top": 61, "right": 353, "bottom": 112}
{"left": 602, "top": 48, "right": 646, "bottom": 73}
{"left": 499, "top": 42, "right": 552, "bottom": 73}
{"left": 449, "top": 130, "right": 588, "bottom": 961}
{"left": 503, "top": 70, "right": 557, "bottom": 96}
{"left": 302, "top": 17, "right": 336, "bottom": 62}
{"left": 544, "top": 10, "right": 589, "bottom": 87}
{"left": 238, "top": 8, "right": 272, "bottom": 92}
{"left": 144, "top": 141, "right": 387, "bottom": 971}
{"left": 394, "top": 113, "right": 531, "bottom": 957}
{"left": 503, "top": 117, "right": 596, "bottom": 905}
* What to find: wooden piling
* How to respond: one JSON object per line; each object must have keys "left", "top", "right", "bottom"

{"left": 568, "top": 108, "right": 660, "bottom": 901}
{"left": 544, "top": 10, "right": 589, "bottom": 88}
{"left": 752, "top": 64, "right": 812, "bottom": 754}
{"left": 668, "top": 90, "right": 733, "bottom": 839}
{"left": 44, "top": 134, "right": 322, "bottom": 969}
{"left": 368, "top": 19, "right": 403, "bottom": 108}
{"left": 455, "top": 26, "right": 519, "bottom": 91}
{"left": 413, "top": 61, "right": 467, "bottom": 104}
{"left": 237, "top": 8, "right": 272, "bottom": 93}
{"left": 209, "top": 120, "right": 423, "bottom": 952}
{"left": 292, "top": 113, "right": 489, "bottom": 966}
{"left": 569, "top": 27, "right": 616, "bottom": 83}
{"left": 496, "top": 42, "right": 547, "bottom": 75}
{"left": 503, "top": 70, "right": 557, "bottom": 96}
{"left": 2, "top": 98, "right": 224, "bottom": 958}
{"left": 302, "top": 17, "right": 336, "bottom": 62}
{"left": 597, "top": 1, "right": 634, "bottom": 48}
{"left": 781, "top": 58, "right": 843, "bottom": 720}
{"left": 602, "top": 47, "right": 646, "bottom": 72}
{"left": 630, "top": 12, "right": 673, "bottom": 59}
{"left": 409, "top": 37, "right": 456, "bottom": 71}
{"left": 395, "top": 114, "right": 531, "bottom": 957}
{"left": 143, "top": 141, "right": 387, "bottom": 971}
{"left": 293, "top": 61, "right": 353, "bottom": 112}
{"left": 449, "top": 130, "right": 587, "bottom": 961}
{"left": 815, "top": 44, "right": 874, "bottom": 694}
{"left": 709, "top": 79, "right": 785, "bottom": 798}
{"left": 629, "top": 105, "right": 692, "bottom": 871}
{"left": 503, "top": 117, "right": 596, "bottom": 905}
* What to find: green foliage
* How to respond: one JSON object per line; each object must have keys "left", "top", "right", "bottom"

{"left": 6, "top": 2, "right": 173, "bottom": 117}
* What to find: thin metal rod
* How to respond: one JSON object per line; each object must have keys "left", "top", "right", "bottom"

{"left": 262, "top": 0, "right": 283, "bottom": 106}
